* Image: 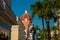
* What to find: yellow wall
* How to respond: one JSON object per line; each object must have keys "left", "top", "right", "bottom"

{"left": 11, "top": 25, "right": 19, "bottom": 40}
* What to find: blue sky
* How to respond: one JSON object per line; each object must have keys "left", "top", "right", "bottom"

{"left": 11, "top": 0, "right": 54, "bottom": 29}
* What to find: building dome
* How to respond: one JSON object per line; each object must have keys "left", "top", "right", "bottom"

{"left": 20, "top": 10, "right": 32, "bottom": 22}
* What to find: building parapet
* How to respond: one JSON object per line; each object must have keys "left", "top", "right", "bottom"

{"left": 0, "top": 0, "right": 17, "bottom": 25}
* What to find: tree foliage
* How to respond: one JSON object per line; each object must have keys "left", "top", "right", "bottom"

{"left": 30, "top": 0, "right": 60, "bottom": 40}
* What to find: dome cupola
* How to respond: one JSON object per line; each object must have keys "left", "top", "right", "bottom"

{"left": 20, "top": 10, "right": 32, "bottom": 22}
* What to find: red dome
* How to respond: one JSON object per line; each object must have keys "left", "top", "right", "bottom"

{"left": 20, "top": 13, "right": 32, "bottom": 22}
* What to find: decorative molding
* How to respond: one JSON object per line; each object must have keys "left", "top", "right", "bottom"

{"left": 12, "top": 25, "right": 19, "bottom": 28}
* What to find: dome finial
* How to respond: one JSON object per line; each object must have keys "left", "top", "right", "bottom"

{"left": 25, "top": 10, "right": 28, "bottom": 13}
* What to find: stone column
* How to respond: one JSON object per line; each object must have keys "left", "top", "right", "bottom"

{"left": 11, "top": 25, "right": 19, "bottom": 40}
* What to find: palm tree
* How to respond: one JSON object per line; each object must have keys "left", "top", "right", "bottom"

{"left": 31, "top": 1, "right": 45, "bottom": 29}
{"left": 31, "top": 0, "right": 60, "bottom": 40}
{"left": 41, "top": 27, "right": 48, "bottom": 40}
{"left": 50, "top": 0, "right": 60, "bottom": 40}
{"left": 31, "top": 1, "right": 46, "bottom": 40}
{"left": 30, "top": 1, "right": 52, "bottom": 40}
{"left": 36, "top": 27, "right": 48, "bottom": 40}
{"left": 31, "top": 25, "right": 40, "bottom": 40}
{"left": 51, "top": 26, "right": 58, "bottom": 40}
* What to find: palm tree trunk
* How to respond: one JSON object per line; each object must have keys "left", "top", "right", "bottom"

{"left": 46, "top": 17, "right": 51, "bottom": 40}
{"left": 44, "top": 34, "right": 46, "bottom": 40}
{"left": 42, "top": 17, "right": 46, "bottom": 40}
{"left": 42, "top": 17, "right": 44, "bottom": 29}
